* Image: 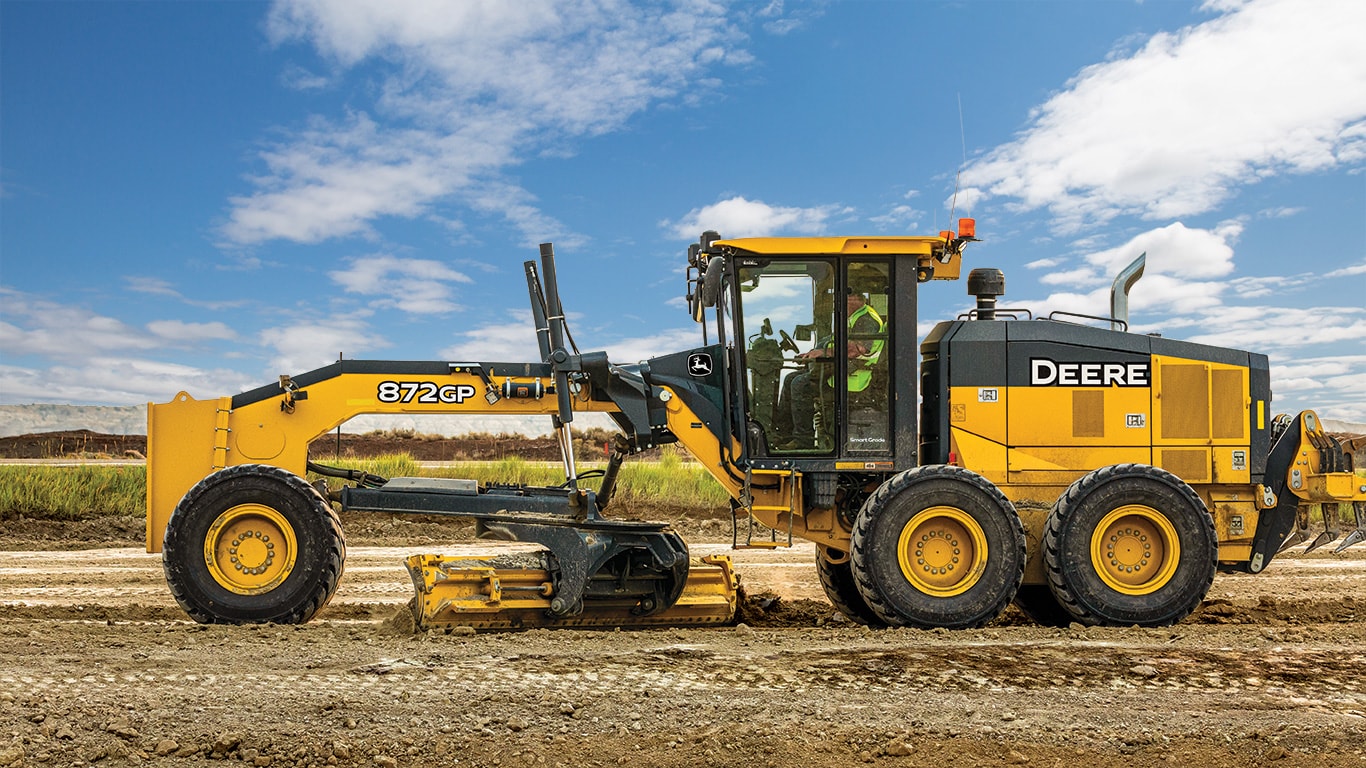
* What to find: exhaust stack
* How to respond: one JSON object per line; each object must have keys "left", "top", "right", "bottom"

{"left": 1110, "top": 252, "right": 1146, "bottom": 331}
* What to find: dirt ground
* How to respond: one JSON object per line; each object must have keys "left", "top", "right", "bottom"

{"left": 0, "top": 514, "right": 1364, "bottom": 768}
{"left": 2, "top": 432, "right": 1363, "bottom": 767}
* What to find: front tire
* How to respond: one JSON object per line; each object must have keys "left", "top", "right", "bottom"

{"left": 1043, "top": 464, "right": 1215, "bottom": 627}
{"left": 850, "top": 466, "right": 1025, "bottom": 629}
{"left": 163, "top": 464, "right": 345, "bottom": 624}
{"left": 815, "top": 547, "right": 885, "bottom": 626}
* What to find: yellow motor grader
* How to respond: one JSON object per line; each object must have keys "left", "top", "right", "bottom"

{"left": 146, "top": 223, "right": 1366, "bottom": 630}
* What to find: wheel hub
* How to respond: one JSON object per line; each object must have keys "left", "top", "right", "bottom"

{"left": 204, "top": 504, "right": 297, "bottom": 595}
{"left": 229, "top": 529, "right": 276, "bottom": 575}
{"left": 1091, "top": 505, "right": 1180, "bottom": 595}
{"left": 897, "top": 506, "right": 988, "bottom": 597}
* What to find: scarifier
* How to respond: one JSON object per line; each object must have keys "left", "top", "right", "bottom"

{"left": 146, "top": 223, "right": 1366, "bottom": 630}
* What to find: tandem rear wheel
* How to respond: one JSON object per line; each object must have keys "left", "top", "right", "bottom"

{"left": 850, "top": 466, "right": 1026, "bottom": 629}
{"left": 162, "top": 464, "right": 346, "bottom": 624}
{"left": 1043, "top": 464, "right": 1217, "bottom": 627}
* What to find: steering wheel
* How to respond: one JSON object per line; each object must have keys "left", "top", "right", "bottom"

{"left": 778, "top": 329, "right": 800, "bottom": 354}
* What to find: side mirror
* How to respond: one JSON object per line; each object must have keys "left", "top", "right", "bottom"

{"left": 698, "top": 256, "right": 724, "bottom": 307}
{"left": 794, "top": 323, "right": 815, "bottom": 342}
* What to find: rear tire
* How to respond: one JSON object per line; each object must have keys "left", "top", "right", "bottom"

{"left": 850, "top": 466, "right": 1025, "bottom": 629}
{"left": 163, "top": 464, "right": 345, "bottom": 624}
{"left": 1043, "top": 464, "right": 1215, "bottom": 627}
{"left": 815, "top": 548, "right": 885, "bottom": 626}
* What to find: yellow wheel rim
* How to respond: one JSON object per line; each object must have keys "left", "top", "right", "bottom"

{"left": 896, "top": 506, "right": 988, "bottom": 597}
{"left": 1090, "top": 505, "right": 1180, "bottom": 596}
{"left": 204, "top": 504, "right": 297, "bottom": 595}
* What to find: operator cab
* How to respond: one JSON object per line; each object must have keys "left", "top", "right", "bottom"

{"left": 686, "top": 227, "right": 973, "bottom": 471}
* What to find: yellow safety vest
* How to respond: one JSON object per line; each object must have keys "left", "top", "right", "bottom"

{"left": 847, "top": 304, "right": 884, "bottom": 392}
{"left": 824, "top": 304, "right": 885, "bottom": 392}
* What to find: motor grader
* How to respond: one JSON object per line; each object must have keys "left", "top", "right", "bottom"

{"left": 146, "top": 222, "right": 1366, "bottom": 630}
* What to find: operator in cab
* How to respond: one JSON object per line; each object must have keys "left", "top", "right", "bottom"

{"left": 778, "top": 287, "right": 884, "bottom": 451}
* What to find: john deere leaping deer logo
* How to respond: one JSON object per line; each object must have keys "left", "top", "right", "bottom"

{"left": 687, "top": 353, "right": 713, "bottom": 377}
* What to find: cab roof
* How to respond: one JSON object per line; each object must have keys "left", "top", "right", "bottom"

{"left": 714, "top": 235, "right": 950, "bottom": 257}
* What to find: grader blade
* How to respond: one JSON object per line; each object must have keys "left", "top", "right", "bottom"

{"left": 406, "top": 552, "right": 738, "bottom": 631}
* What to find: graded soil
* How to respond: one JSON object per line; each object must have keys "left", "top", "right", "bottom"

{"left": 0, "top": 433, "right": 1363, "bottom": 767}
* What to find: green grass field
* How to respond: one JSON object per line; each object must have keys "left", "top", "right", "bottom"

{"left": 2, "top": 460, "right": 1359, "bottom": 523}
{"left": 0, "top": 451, "right": 730, "bottom": 520}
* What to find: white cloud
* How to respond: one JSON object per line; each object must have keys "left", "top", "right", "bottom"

{"left": 1256, "top": 206, "right": 1303, "bottom": 219}
{"left": 1184, "top": 306, "right": 1366, "bottom": 351}
{"left": 1270, "top": 354, "right": 1365, "bottom": 386}
{"left": 665, "top": 196, "right": 851, "bottom": 239}
{"left": 1037, "top": 266, "right": 1104, "bottom": 288}
{"left": 125, "top": 277, "right": 181, "bottom": 298}
{"left": 942, "top": 186, "right": 987, "bottom": 218}
{"left": 222, "top": 114, "right": 487, "bottom": 245}
{"left": 1325, "top": 261, "right": 1366, "bottom": 278}
{"left": 147, "top": 320, "right": 237, "bottom": 343}
{"left": 960, "top": 0, "right": 1366, "bottom": 232}
{"left": 462, "top": 181, "right": 582, "bottom": 249}
{"left": 439, "top": 310, "right": 551, "bottom": 363}
{"left": 124, "top": 276, "right": 250, "bottom": 311}
{"left": 226, "top": 0, "right": 756, "bottom": 246}
{"left": 438, "top": 310, "right": 704, "bottom": 368}
{"left": 280, "top": 62, "right": 331, "bottom": 90}
{"left": 0, "top": 289, "right": 160, "bottom": 359}
{"left": 601, "top": 327, "right": 708, "bottom": 365}
{"left": 1083, "top": 221, "right": 1238, "bottom": 280}
{"left": 260, "top": 315, "right": 390, "bottom": 373}
{"left": 0, "top": 289, "right": 261, "bottom": 403}
{"left": 329, "top": 254, "right": 473, "bottom": 314}
{"left": 868, "top": 204, "right": 922, "bottom": 231}
{"left": 1268, "top": 354, "right": 1366, "bottom": 422}
{"left": 0, "top": 359, "right": 251, "bottom": 406}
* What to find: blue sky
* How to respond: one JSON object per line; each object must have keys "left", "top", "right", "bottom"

{"left": 2, "top": 0, "right": 1364, "bottom": 423}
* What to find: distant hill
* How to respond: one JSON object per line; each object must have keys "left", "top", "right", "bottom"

{"left": 0, "top": 403, "right": 614, "bottom": 438}
{"left": 0, "top": 404, "right": 147, "bottom": 437}
{"left": 1321, "top": 419, "right": 1366, "bottom": 436}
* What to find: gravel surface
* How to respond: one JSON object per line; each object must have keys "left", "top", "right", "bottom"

{"left": 0, "top": 522, "right": 1363, "bottom": 768}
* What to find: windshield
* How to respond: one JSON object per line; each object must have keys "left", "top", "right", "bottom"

{"left": 735, "top": 258, "right": 893, "bottom": 456}
{"left": 736, "top": 260, "right": 835, "bottom": 454}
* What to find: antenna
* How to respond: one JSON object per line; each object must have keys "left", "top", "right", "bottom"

{"left": 948, "top": 93, "right": 968, "bottom": 226}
